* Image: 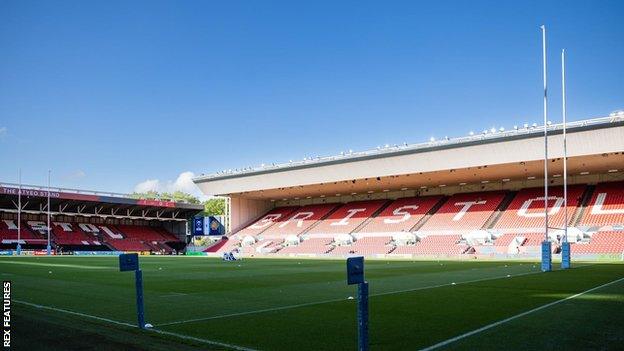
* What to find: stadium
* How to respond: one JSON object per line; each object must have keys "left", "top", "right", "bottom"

{"left": 2, "top": 2, "right": 624, "bottom": 351}
{"left": 193, "top": 115, "right": 624, "bottom": 260}
{"left": 1, "top": 115, "right": 624, "bottom": 350}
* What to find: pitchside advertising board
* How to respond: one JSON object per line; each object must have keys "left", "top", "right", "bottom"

{"left": 193, "top": 216, "right": 225, "bottom": 236}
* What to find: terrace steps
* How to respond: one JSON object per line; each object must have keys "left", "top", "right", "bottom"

{"left": 571, "top": 184, "right": 595, "bottom": 226}
{"left": 484, "top": 191, "right": 517, "bottom": 229}
{"left": 351, "top": 200, "right": 392, "bottom": 234}
{"left": 409, "top": 196, "right": 448, "bottom": 231}
{"left": 299, "top": 204, "right": 343, "bottom": 235}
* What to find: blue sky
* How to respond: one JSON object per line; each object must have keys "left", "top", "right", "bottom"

{"left": 1, "top": 0, "right": 623, "bottom": 197}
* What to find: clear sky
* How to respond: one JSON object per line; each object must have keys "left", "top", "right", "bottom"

{"left": 1, "top": 0, "right": 623, "bottom": 198}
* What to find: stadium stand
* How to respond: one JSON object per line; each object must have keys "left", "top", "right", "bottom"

{"left": 278, "top": 237, "right": 334, "bottom": 254}
{"left": 0, "top": 182, "right": 200, "bottom": 253}
{"left": 571, "top": 231, "right": 624, "bottom": 254}
{"left": 306, "top": 200, "right": 388, "bottom": 235}
{"left": 213, "top": 181, "right": 624, "bottom": 257}
{"left": 104, "top": 225, "right": 179, "bottom": 252}
{"left": 331, "top": 236, "right": 394, "bottom": 255}
{"left": 579, "top": 182, "right": 624, "bottom": 227}
{"left": 203, "top": 239, "right": 230, "bottom": 253}
{"left": 494, "top": 185, "right": 586, "bottom": 230}
{"left": 235, "top": 206, "right": 298, "bottom": 236}
{"left": 105, "top": 238, "right": 152, "bottom": 252}
{"left": 261, "top": 204, "right": 339, "bottom": 237}
{"left": 418, "top": 192, "right": 506, "bottom": 231}
{"left": 212, "top": 237, "right": 242, "bottom": 253}
{"left": 51, "top": 222, "right": 100, "bottom": 246}
{"left": 392, "top": 235, "right": 470, "bottom": 255}
{"left": 492, "top": 233, "right": 552, "bottom": 254}
{"left": 356, "top": 196, "right": 443, "bottom": 233}
{"left": 0, "top": 220, "right": 43, "bottom": 244}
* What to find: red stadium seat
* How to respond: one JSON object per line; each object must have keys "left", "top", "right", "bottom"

{"left": 392, "top": 235, "right": 469, "bottom": 255}
{"left": 260, "top": 204, "right": 339, "bottom": 238}
{"left": 0, "top": 220, "right": 42, "bottom": 244}
{"left": 357, "top": 196, "right": 443, "bottom": 233}
{"left": 331, "top": 236, "right": 394, "bottom": 255}
{"left": 571, "top": 231, "right": 624, "bottom": 254}
{"left": 51, "top": 222, "right": 100, "bottom": 246}
{"left": 579, "top": 182, "right": 624, "bottom": 227}
{"left": 235, "top": 207, "right": 298, "bottom": 236}
{"left": 494, "top": 185, "right": 585, "bottom": 230}
{"left": 278, "top": 237, "right": 334, "bottom": 254}
{"left": 307, "top": 200, "right": 388, "bottom": 235}
{"left": 419, "top": 192, "right": 506, "bottom": 231}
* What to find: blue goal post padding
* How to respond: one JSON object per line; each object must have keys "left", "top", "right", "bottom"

{"left": 561, "top": 242, "right": 571, "bottom": 269}
{"left": 347, "top": 256, "right": 365, "bottom": 285}
{"left": 541, "top": 241, "right": 552, "bottom": 272}
{"left": 119, "top": 253, "right": 139, "bottom": 272}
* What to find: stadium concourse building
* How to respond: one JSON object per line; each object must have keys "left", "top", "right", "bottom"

{"left": 193, "top": 115, "right": 624, "bottom": 258}
{"left": 0, "top": 184, "right": 203, "bottom": 254}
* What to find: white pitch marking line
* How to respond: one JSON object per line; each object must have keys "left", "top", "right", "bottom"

{"left": 0, "top": 260, "right": 111, "bottom": 270}
{"left": 13, "top": 300, "right": 256, "bottom": 351}
{"left": 419, "top": 276, "right": 624, "bottom": 351}
{"left": 14, "top": 300, "right": 136, "bottom": 328}
{"left": 157, "top": 266, "right": 558, "bottom": 327}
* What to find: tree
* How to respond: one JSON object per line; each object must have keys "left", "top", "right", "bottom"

{"left": 203, "top": 198, "right": 225, "bottom": 215}
{"left": 161, "top": 191, "right": 200, "bottom": 204}
{"left": 130, "top": 191, "right": 200, "bottom": 204}
{"left": 130, "top": 191, "right": 160, "bottom": 200}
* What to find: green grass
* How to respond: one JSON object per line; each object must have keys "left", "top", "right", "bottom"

{"left": 1, "top": 256, "right": 623, "bottom": 350}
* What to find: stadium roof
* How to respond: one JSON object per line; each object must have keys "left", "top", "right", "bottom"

{"left": 0, "top": 182, "right": 203, "bottom": 221}
{"left": 194, "top": 115, "right": 624, "bottom": 200}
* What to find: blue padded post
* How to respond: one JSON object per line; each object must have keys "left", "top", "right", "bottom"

{"left": 357, "top": 282, "right": 369, "bottom": 351}
{"left": 561, "top": 241, "right": 571, "bottom": 269}
{"left": 541, "top": 241, "right": 552, "bottom": 272}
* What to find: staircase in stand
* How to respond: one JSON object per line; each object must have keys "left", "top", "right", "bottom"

{"left": 571, "top": 184, "right": 596, "bottom": 226}
{"left": 351, "top": 200, "right": 392, "bottom": 233}
{"left": 299, "top": 204, "right": 342, "bottom": 235}
{"left": 484, "top": 191, "right": 517, "bottom": 229}
{"left": 409, "top": 196, "right": 448, "bottom": 231}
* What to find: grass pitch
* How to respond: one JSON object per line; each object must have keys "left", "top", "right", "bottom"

{"left": 2, "top": 256, "right": 623, "bottom": 350}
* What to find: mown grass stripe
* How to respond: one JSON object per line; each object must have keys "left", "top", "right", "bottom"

{"left": 419, "top": 276, "right": 624, "bottom": 351}
{"left": 14, "top": 300, "right": 257, "bottom": 351}
{"left": 157, "top": 268, "right": 545, "bottom": 327}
